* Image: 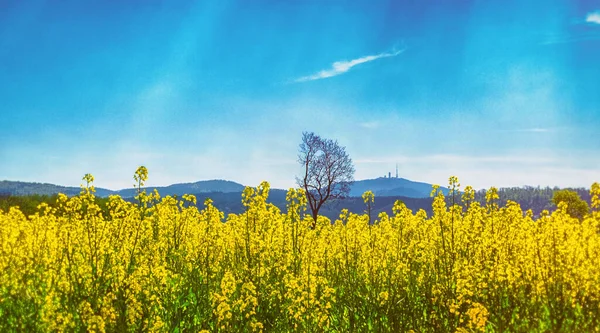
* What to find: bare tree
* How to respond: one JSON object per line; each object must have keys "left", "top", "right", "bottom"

{"left": 297, "top": 132, "right": 355, "bottom": 226}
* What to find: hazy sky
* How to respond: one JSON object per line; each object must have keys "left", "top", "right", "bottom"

{"left": 1, "top": 0, "right": 599, "bottom": 190}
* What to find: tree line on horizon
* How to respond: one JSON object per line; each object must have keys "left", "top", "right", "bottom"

{"left": 1, "top": 183, "right": 591, "bottom": 221}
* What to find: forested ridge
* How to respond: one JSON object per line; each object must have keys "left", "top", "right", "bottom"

{"left": 1, "top": 184, "right": 591, "bottom": 219}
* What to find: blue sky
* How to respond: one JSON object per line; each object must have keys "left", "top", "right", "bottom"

{"left": 1, "top": 0, "right": 599, "bottom": 190}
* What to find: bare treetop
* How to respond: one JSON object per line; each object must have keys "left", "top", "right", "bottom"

{"left": 297, "top": 132, "right": 355, "bottom": 225}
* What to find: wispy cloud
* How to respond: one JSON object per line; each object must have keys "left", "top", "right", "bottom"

{"left": 294, "top": 49, "right": 405, "bottom": 83}
{"left": 522, "top": 128, "right": 550, "bottom": 133}
{"left": 359, "top": 121, "right": 380, "bottom": 129}
{"left": 511, "top": 127, "right": 552, "bottom": 133}
{"left": 540, "top": 33, "right": 600, "bottom": 45}
{"left": 494, "top": 127, "right": 562, "bottom": 133}
{"left": 587, "top": 11, "right": 600, "bottom": 25}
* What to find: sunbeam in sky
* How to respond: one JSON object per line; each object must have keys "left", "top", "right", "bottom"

{"left": 1, "top": 0, "right": 599, "bottom": 190}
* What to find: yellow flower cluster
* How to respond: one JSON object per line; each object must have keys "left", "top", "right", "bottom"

{"left": 0, "top": 169, "right": 599, "bottom": 332}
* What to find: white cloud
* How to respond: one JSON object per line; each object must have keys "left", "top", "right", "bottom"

{"left": 504, "top": 127, "right": 552, "bottom": 133}
{"left": 522, "top": 128, "right": 550, "bottom": 133}
{"left": 294, "top": 49, "right": 405, "bottom": 83}
{"left": 587, "top": 11, "right": 600, "bottom": 25}
{"left": 359, "top": 121, "right": 380, "bottom": 129}
{"left": 494, "top": 128, "right": 555, "bottom": 133}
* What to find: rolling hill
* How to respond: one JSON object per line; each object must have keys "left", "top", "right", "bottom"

{"left": 0, "top": 180, "right": 114, "bottom": 197}
{"left": 0, "top": 179, "right": 246, "bottom": 198}
{"left": 114, "top": 180, "right": 246, "bottom": 198}
{"left": 1, "top": 177, "right": 442, "bottom": 199}
{"left": 1, "top": 176, "right": 442, "bottom": 220}
{"left": 349, "top": 177, "right": 446, "bottom": 198}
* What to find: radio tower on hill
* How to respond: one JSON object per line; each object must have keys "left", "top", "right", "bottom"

{"left": 395, "top": 163, "right": 398, "bottom": 178}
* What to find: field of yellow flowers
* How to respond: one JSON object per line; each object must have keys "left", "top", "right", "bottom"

{"left": 1, "top": 168, "right": 599, "bottom": 332}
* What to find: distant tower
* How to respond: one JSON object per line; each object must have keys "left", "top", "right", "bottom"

{"left": 395, "top": 164, "right": 398, "bottom": 178}
{"left": 388, "top": 172, "right": 391, "bottom": 178}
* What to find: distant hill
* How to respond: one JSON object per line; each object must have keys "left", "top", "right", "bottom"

{"left": 1, "top": 177, "right": 444, "bottom": 199}
{"left": 0, "top": 180, "right": 114, "bottom": 197}
{"left": 349, "top": 177, "right": 446, "bottom": 198}
{"left": 114, "top": 180, "right": 246, "bottom": 198}
{"left": 2, "top": 178, "right": 592, "bottom": 221}
{"left": 0, "top": 179, "right": 245, "bottom": 198}
{"left": 0, "top": 177, "right": 441, "bottom": 218}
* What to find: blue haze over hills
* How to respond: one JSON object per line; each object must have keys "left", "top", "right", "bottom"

{"left": 0, "top": 177, "right": 442, "bottom": 199}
